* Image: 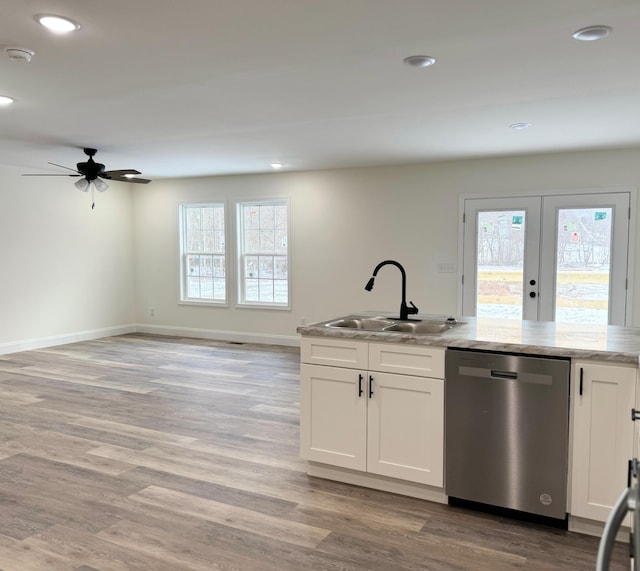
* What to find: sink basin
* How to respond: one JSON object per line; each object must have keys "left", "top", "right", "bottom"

{"left": 324, "top": 316, "right": 395, "bottom": 331}
{"left": 384, "top": 321, "right": 455, "bottom": 334}
{"left": 324, "top": 315, "right": 463, "bottom": 335}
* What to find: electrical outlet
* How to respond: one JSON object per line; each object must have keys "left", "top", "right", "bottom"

{"left": 149, "top": 308, "right": 156, "bottom": 317}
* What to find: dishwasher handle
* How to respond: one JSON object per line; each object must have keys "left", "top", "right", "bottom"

{"left": 490, "top": 369, "right": 518, "bottom": 380}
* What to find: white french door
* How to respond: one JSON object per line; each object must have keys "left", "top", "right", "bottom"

{"left": 461, "top": 192, "right": 631, "bottom": 326}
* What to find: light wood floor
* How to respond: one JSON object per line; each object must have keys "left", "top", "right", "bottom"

{"left": 0, "top": 333, "right": 629, "bottom": 570}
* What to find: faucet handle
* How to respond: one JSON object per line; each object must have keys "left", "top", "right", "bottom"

{"left": 407, "top": 301, "right": 419, "bottom": 315}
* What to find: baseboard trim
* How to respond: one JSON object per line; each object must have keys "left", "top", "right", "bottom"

{"left": 0, "top": 323, "right": 299, "bottom": 356}
{"left": 0, "top": 324, "right": 137, "bottom": 355}
{"left": 306, "top": 461, "right": 447, "bottom": 503}
{"left": 134, "top": 323, "right": 300, "bottom": 347}
{"left": 568, "top": 515, "right": 630, "bottom": 542}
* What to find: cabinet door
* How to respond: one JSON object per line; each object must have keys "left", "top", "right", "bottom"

{"left": 571, "top": 361, "right": 636, "bottom": 522}
{"left": 367, "top": 372, "right": 444, "bottom": 486}
{"left": 300, "top": 364, "right": 367, "bottom": 471}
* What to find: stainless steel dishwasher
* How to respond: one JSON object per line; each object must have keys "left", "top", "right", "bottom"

{"left": 445, "top": 348, "right": 570, "bottom": 520}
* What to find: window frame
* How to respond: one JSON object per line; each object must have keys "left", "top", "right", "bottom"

{"left": 235, "top": 198, "right": 291, "bottom": 310}
{"left": 178, "top": 202, "right": 229, "bottom": 306}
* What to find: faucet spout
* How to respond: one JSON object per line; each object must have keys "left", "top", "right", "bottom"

{"left": 364, "top": 260, "right": 419, "bottom": 320}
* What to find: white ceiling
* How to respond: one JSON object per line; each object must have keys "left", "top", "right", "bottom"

{"left": 1, "top": 0, "right": 639, "bottom": 180}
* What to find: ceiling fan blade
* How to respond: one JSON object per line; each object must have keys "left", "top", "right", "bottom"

{"left": 102, "top": 169, "right": 141, "bottom": 177}
{"left": 22, "top": 173, "right": 81, "bottom": 177}
{"left": 105, "top": 175, "right": 151, "bottom": 184}
{"left": 48, "top": 161, "right": 80, "bottom": 173}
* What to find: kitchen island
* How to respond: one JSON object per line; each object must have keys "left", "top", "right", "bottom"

{"left": 297, "top": 315, "right": 640, "bottom": 537}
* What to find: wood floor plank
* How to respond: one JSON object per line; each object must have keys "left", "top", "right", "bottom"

{"left": 0, "top": 541, "right": 72, "bottom": 570}
{"left": 96, "top": 519, "right": 260, "bottom": 571}
{"left": 119, "top": 466, "right": 298, "bottom": 518}
{"left": 0, "top": 431, "right": 134, "bottom": 476}
{"left": 22, "top": 366, "right": 157, "bottom": 394}
{"left": 0, "top": 389, "right": 43, "bottom": 406}
{"left": 178, "top": 439, "right": 305, "bottom": 472}
{"left": 20, "top": 524, "right": 203, "bottom": 571}
{"left": 67, "top": 416, "right": 198, "bottom": 446}
{"left": 121, "top": 485, "right": 331, "bottom": 549}
{"left": 87, "top": 443, "right": 322, "bottom": 504}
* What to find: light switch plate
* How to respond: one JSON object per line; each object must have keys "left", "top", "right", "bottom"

{"left": 437, "top": 262, "right": 456, "bottom": 273}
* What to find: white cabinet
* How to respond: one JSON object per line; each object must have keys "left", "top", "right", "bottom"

{"left": 571, "top": 360, "right": 637, "bottom": 523}
{"left": 367, "top": 371, "right": 443, "bottom": 485}
{"left": 300, "top": 363, "right": 367, "bottom": 471}
{"left": 300, "top": 338, "right": 444, "bottom": 488}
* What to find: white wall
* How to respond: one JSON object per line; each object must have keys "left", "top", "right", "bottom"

{"left": 0, "top": 165, "right": 135, "bottom": 352}
{"left": 132, "top": 147, "right": 640, "bottom": 344}
{"left": 2, "top": 148, "right": 638, "bottom": 350}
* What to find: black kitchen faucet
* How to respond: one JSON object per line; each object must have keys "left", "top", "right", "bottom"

{"left": 364, "top": 260, "right": 419, "bottom": 320}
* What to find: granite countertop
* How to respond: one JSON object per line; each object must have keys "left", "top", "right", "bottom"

{"left": 297, "top": 314, "right": 640, "bottom": 365}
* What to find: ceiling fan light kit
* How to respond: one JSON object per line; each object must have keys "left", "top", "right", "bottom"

{"left": 93, "top": 178, "right": 109, "bottom": 192}
{"left": 74, "top": 178, "right": 89, "bottom": 192}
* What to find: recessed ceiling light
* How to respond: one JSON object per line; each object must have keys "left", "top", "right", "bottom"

{"left": 0, "top": 95, "right": 15, "bottom": 106}
{"left": 572, "top": 25, "right": 612, "bottom": 41}
{"left": 270, "top": 162, "right": 284, "bottom": 169}
{"left": 35, "top": 14, "right": 81, "bottom": 34}
{"left": 510, "top": 122, "right": 532, "bottom": 130}
{"left": 403, "top": 55, "right": 436, "bottom": 68}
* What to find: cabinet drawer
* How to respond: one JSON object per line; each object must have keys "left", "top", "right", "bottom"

{"left": 369, "top": 343, "right": 445, "bottom": 378}
{"left": 301, "top": 338, "right": 368, "bottom": 369}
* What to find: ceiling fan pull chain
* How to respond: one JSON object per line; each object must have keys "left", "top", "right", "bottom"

{"left": 91, "top": 184, "right": 95, "bottom": 209}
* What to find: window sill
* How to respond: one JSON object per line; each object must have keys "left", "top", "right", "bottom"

{"left": 178, "top": 300, "right": 229, "bottom": 308}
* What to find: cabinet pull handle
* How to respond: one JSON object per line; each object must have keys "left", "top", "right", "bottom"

{"left": 358, "top": 374, "right": 364, "bottom": 397}
{"left": 369, "top": 375, "right": 374, "bottom": 398}
{"left": 579, "top": 367, "right": 584, "bottom": 396}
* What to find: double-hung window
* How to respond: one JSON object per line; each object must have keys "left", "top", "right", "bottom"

{"left": 179, "top": 203, "right": 227, "bottom": 303}
{"left": 237, "top": 200, "right": 289, "bottom": 307}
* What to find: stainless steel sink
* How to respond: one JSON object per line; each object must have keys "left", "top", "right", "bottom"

{"left": 324, "top": 315, "right": 463, "bottom": 334}
{"left": 384, "top": 321, "right": 455, "bottom": 334}
{"left": 324, "top": 316, "right": 395, "bottom": 331}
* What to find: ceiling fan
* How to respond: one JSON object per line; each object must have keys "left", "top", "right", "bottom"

{"left": 23, "top": 147, "right": 151, "bottom": 209}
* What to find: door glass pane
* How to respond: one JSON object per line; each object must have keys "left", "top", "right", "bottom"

{"left": 476, "top": 211, "right": 526, "bottom": 319}
{"left": 554, "top": 208, "right": 612, "bottom": 325}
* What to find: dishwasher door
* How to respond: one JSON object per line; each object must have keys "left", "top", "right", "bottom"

{"left": 445, "top": 348, "right": 570, "bottom": 520}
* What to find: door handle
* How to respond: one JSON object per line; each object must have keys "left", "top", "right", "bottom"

{"left": 369, "top": 375, "right": 374, "bottom": 398}
{"left": 358, "top": 374, "right": 364, "bottom": 397}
